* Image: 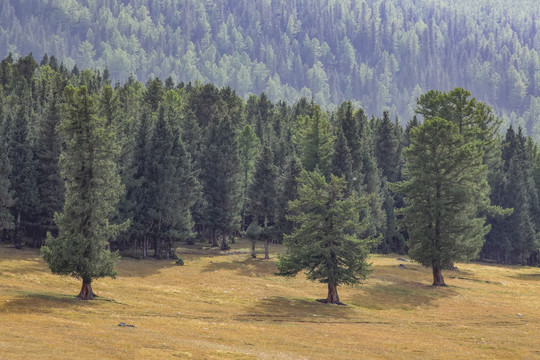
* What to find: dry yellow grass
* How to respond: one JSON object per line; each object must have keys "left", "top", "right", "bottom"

{"left": 1, "top": 239, "right": 539, "bottom": 359}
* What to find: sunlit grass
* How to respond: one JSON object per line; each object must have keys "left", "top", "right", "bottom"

{"left": 0, "top": 240, "right": 539, "bottom": 359}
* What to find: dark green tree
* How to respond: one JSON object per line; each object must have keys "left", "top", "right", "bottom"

{"left": 145, "top": 106, "right": 200, "bottom": 258}
{"left": 277, "top": 170, "right": 378, "bottom": 304}
{"left": 393, "top": 117, "right": 493, "bottom": 286}
{"left": 6, "top": 101, "right": 38, "bottom": 247}
{"left": 374, "top": 110, "right": 400, "bottom": 182}
{"left": 200, "top": 116, "right": 242, "bottom": 248}
{"left": 237, "top": 124, "right": 261, "bottom": 231}
{"left": 0, "top": 141, "right": 14, "bottom": 236}
{"left": 248, "top": 142, "right": 277, "bottom": 259}
{"left": 296, "top": 104, "right": 334, "bottom": 176}
{"left": 331, "top": 123, "right": 353, "bottom": 192}
{"left": 275, "top": 155, "right": 302, "bottom": 240}
{"left": 42, "top": 86, "right": 126, "bottom": 300}
{"left": 35, "top": 73, "right": 64, "bottom": 247}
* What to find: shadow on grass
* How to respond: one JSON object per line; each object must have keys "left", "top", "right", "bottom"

{"left": 116, "top": 256, "right": 179, "bottom": 278}
{"left": 201, "top": 257, "right": 278, "bottom": 277}
{"left": 237, "top": 296, "right": 361, "bottom": 324}
{"left": 349, "top": 282, "right": 457, "bottom": 310}
{"left": 510, "top": 272, "right": 540, "bottom": 281}
{"left": 0, "top": 291, "right": 104, "bottom": 314}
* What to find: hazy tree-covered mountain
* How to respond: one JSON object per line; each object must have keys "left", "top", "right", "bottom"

{"left": 1, "top": 0, "right": 540, "bottom": 135}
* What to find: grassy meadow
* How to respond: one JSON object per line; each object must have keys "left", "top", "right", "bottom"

{"left": 0, "top": 239, "right": 539, "bottom": 359}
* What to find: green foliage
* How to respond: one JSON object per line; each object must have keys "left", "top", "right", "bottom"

{"left": 0, "top": 141, "right": 14, "bottom": 231}
{"left": 295, "top": 105, "right": 334, "bottom": 176}
{"left": 42, "top": 86, "right": 126, "bottom": 284}
{"left": 393, "top": 117, "right": 491, "bottom": 281}
{"left": 277, "top": 170, "right": 379, "bottom": 289}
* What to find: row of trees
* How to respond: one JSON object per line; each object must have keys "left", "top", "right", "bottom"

{"left": 0, "top": 54, "right": 539, "bottom": 299}
{"left": 2, "top": 0, "right": 540, "bottom": 138}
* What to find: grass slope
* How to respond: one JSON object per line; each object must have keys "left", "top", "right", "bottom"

{"left": 0, "top": 239, "right": 539, "bottom": 359}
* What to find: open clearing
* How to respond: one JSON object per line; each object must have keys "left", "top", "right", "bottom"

{"left": 0, "top": 239, "right": 539, "bottom": 359}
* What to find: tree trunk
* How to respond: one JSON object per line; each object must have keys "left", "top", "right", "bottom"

{"left": 142, "top": 236, "right": 148, "bottom": 258}
{"left": 13, "top": 209, "right": 21, "bottom": 248}
{"left": 317, "top": 284, "right": 345, "bottom": 305}
{"left": 264, "top": 213, "right": 269, "bottom": 259}
{"left": 77, "top": 279, "right": 96, "bottom": 300}
{"left": 251, "top": 239, "right": 256, "bottom": 258}
{"left": 212, "top": 228, "right": 219, "bottom": 247}
{"left": 432, "top": 266, "right": 446, "bottom": 286}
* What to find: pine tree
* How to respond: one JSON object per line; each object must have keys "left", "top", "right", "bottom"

{"left": 145, "top": 106, "right": 200, "bottom": 258}
{"left": 249, "top": 142, "right": 277, "bottom": 259}
{"left": 337, "top": 101, "right": 362, "bottom": 190}
{"left": 126, "top": 106, "right": 153, "bottom": 257}
{"left": 277, "top": 170, "right": 378, "bottom": 304}
{"left": 7, "top": 100, "right": 38, "bottom": 247}
{"left": 275, "top": 155, "right": 302, "bottom": 240}
{"left": 331, "top": 123, "right": 353, "bottom": 192}
{"left": 484, "top": 127, "right": 540, "bottom": 265}
{"left": 42, "top": 86, "right": 126, "bottom": 300}
{"left": 296, "top": 104, "right": 334, "bottom": 176}
{"left": 0, "top": 141, "right": 14, "bottom": 235}
{"left": 238, "top": 125, "right": 261, "bottom": 231}
{"left": 35, "top": 73, "right": 64, "bottom": 247}
{"left": 374, "top": 110, "right": 400, "bottom": 182}
{"left": 200, "top": 116, "right": 242, "bottom": 248}
{"left": 393, "top": 117, "right": 492, "bottom": 286}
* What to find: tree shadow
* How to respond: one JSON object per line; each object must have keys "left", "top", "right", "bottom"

{"left": 201, "top": 257, "right": 277, "bottom": 277}
{"left": 344, "top": 264, "right": 460, "bottom": 310}
{"left": 0, "top": 291, "right": 112, "bottom": 314}
{"left": 510, "top": 272, "right": 540, "bottom": 281}
{"left": 348, "top": 281, "right": 457, "bottom": 310}
{"left": 237, "top": 296, "right": 360, "bottom": 324}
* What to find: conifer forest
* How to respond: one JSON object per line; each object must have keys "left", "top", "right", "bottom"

{"left": 1, "top": 0, "right": 540, "bottom": 351}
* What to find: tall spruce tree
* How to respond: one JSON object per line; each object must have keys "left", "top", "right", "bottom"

{"left": 331, "top": 123, "right": 353, "bottom": 193}
{"left": 42, "top": 86, "right": 126, "bottom": 300}
{"left": 484, "top": 127, "right": 540, "bottom": 265}
{"left": 200, "top": 116, "right": 242, "bottom": 248}
{"left": 0, "top": 141, "right": 14, "bottom": 236}
{"left": 374, "top": 110, "right": 400, "bottom": 182}
{"left": 277, "top": 170, "right": 378, "bottom": 304}
{"left": 275, "top": 155, "right": 302, "bottom": 240}
{"left": 296, "top": 105, "right": 334, "bottom": 176}
{"left": 145, "top": 105, "right": 200, "bottom": 258}
{"left": 35, "top": 73, "right": 64, "bottom": 247}
{"left": 238, "top": 125, "right": 261, "bottom": 231}
{"left": 248, "top": 141, "right": 277, "bottom": 259}
{"left": 7, "top": 100, "right": 38, "bottom": 247}
{"left": 393, "top": 117, "right": 492, "bottom": 286}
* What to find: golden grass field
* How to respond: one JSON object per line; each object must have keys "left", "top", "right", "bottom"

{"left": 1, "top": 239, "right": 539, "bottom": 360}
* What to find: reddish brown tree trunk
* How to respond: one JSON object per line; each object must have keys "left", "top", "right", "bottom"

{"left": 432, "top": 266, "right": 446, "bottom": 286}
{"left": 77, "top": 279, "right": 96, "bottom": 300}
{"left": 317, "top": 284, "right": 345, "bottom": 305}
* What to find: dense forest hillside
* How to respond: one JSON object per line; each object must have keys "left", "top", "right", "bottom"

{"left": 1, "top": 0, "right": 539, "bottom": 137}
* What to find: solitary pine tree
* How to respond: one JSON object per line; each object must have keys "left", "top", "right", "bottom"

{"left": 249, "top": 142, "right": 277, "bottom": 259}
{"left": 393, "top": 117, "right": 492, "bottom": 286}
{"left": 277, "top": 170, "right": 378, "bottom": 304}
{"left": 42, "top": 86, "right": 126, "bottom": 300}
